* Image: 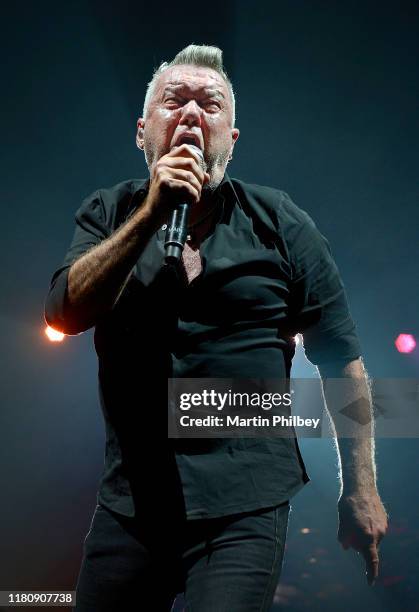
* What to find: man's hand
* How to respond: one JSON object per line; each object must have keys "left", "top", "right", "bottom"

{"left": 338, "top": 489, "right": 388, "bottom": 586}
{"left": 145, "top": 144, "right": 210, "bottom": 225}
{"left": 319, "top": 358, "right": 389, "bottom": 586}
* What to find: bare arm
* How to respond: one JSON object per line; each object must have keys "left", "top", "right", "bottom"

{"left": 318, "top": 358, "right": 388, "bottom": 586}
{"left": 319, "top": 358, "right": 377, "bottom": 492}
{"left": 62, "top": 144, "right": 209, "bottom": 334}
{"left": 66, "top": 201, "right": 163, "bottom": 333}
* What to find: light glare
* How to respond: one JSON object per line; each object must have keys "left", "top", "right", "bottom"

{"left": 45, "top": 326, "right": 65, "bottom": 342}
{"left": 395, "top": 334, "right": 416, "bottom": 354}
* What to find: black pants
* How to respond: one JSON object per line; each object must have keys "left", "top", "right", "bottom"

{"left": 74, "top": 501, "right": 290, "bottom": 612}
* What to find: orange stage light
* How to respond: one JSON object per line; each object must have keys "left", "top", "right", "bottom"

{"left": 45, "top": 326, "right": 65, "bottom": 342}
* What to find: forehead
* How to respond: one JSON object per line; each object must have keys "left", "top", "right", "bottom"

{"left": 153, "top": 65, "right": 229, "bottom": 99}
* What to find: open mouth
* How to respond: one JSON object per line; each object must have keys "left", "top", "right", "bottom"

{"left": 174, "top": 133, "right": 202, "bottom": 149}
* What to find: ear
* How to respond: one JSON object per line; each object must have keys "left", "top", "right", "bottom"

{"left": 228, "top": 128, "right": 240, "bottom": 161}
{"left": 136, "top": 118, "right": 145, "bottom": 150}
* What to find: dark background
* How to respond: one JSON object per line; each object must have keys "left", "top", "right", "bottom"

{"left": 1, "top": 1, "right": 418, "bottom": 610}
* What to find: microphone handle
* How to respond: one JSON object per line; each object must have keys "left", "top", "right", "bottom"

{"left": 164, "top": 203, "right": 190, "bottom": 264}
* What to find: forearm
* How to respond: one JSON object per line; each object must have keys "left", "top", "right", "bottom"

{"left": 319, "top": 358, "right": 377, "bottom": 495}
{"left": 337, "top": 431, "right": 376, "bottom": 495}
{"left": 66, "top": 199, "right": 163, "bottom": 333}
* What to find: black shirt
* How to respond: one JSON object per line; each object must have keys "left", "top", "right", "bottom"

{"left": 44, "top": 173, "right": 362, "bottom": 519}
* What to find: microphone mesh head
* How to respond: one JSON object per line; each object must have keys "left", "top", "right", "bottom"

{"left": 187, "top": 144, "right": 206, "bottom": 171}
{"left": 187, "top": 144, "right": 203, "bottom": 157}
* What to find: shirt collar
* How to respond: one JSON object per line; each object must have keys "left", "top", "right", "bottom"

{"left": 217, "top": 171, "right": 236, "bottom": 199}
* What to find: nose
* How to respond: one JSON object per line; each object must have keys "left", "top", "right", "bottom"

{"left": 178, "top": 99, "right": 202, "bottom": 127}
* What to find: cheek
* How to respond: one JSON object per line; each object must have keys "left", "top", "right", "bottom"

{"left": 146, "top": 110, "right": 177, "bottom": 138}
{"left": 158, "top": 108, "right": 176, "bottom": 121}
{"left": 206, "top": 123, "right": 232, "bottom": 149}
{"left": 152, "top": 111, "right": 179, "bottom": 144}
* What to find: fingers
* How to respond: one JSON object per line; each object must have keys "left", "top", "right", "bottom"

{"left": 169, "top": 143, "right": 205, "bottom": 168}
{"left": 337, "top": 493, "right": 387, "bottom": 587}
{"left": 360, "top": 542, "right": 379, "bottom": 586}
{"left": 159, "top": 175, "right": 201, "bottom": 205}
{"left": 341, "top": 536, "right": 380, "bottom": 586}
{"left": 165, "top": 168, "right": 203, "bottom": 198}
{"left": 148, "top": 144, "right": 210, "bottom": 215}
{"left": 337, "top": 526, "right": 354, "bottom": 551}
{"left": 164, "top": 153, "right": 209, "bottom": 186}
{"left": 166, "top": 144, "right": 209, "bottom": 183}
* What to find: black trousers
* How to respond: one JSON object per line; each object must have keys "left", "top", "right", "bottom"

{"left": 74, "top": 501, "right": 290, "bottom": 612}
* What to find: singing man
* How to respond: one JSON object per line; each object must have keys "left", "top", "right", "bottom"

{"left": 45, "top": 44, "right": 387, "bottom": 611}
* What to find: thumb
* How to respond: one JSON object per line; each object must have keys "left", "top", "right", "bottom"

{"left": 338, "top": 531, "right": 350, "bottom": 550}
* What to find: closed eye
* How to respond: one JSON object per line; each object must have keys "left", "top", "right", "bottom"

{"left": 163, "top": 97, "right": 222, "bottom": 112}
{"left": 204, "top": 100, "right": 221, "bottom": 110}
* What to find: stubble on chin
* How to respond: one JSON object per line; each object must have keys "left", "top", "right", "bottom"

{"left": 204, "top": 151, "right": 230, "bottom": 190}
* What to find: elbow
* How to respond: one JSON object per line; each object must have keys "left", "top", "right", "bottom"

{"left": 44, "top": 313, "right": 80, "bottom": 337}
{"left": 44, "top": 301, "right": 92, "bottom": 336}
{"left": 44, "top": 266, "right": 95, "bottom": 335}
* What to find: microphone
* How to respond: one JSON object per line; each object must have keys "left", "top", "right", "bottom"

{"left": 164, "top": 145, "right": 204, "bottom": 265}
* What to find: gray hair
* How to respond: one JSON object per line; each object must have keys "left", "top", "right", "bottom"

{"left": 142, "top": 44, "right": 236, "bottom": 126}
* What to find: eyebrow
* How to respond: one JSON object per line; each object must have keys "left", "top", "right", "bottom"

{"left": 163, "top": 83, "right": 225, "bottom": 99}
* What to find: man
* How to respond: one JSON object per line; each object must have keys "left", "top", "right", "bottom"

{"left": 45, "top": 44, "right": 388, "bottom": 611}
